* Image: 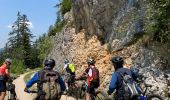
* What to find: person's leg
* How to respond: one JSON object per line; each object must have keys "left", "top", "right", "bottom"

{"left": 0, "top": 81, "right": 6, "bottom": 100}
{"left": 86, "top": 85, "right": 92, "bottom": 100}
{"left": 86, "top": 92, "right": 90, "bottom": 100}
{"left": 64, "top": 78, "right": 69, "bottom": 90}
{"left": 0, "top": 92, "right": 6, "bottom": 100}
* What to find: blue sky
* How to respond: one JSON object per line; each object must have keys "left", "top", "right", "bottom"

{"left": 0, "top": 0, "right": 59, "bottom": 48}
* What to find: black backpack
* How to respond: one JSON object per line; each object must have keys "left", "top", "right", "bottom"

{"left": 116, "top": 69, "right": 139, "bottom": 100}
{"left": 37, "top": 70, "right": 61, "bottom": 100}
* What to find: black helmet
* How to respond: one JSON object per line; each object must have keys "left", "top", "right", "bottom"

{"left": 44, "top": 59, "right": 55, "bottom": 68}
{"left": 87, "top": 58, "right": 95, "bottom": 65}
{"left": 111, "top": 56, "right": 124, "bottom": 67}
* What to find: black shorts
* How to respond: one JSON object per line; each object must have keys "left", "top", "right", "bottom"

{"left": 65, "top": 74, "right": 75, "bottom": 84}
{"left": 0, "top": 81, "right": 6, "bottom": 92}
{"left": 87, "top": 85, "right": 95, "bottom": 94}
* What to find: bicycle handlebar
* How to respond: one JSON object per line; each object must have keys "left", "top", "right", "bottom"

{"left": 25, "top": 90, "right": 38, "bottom": 93}
{"left": 29, "top": 90, "right": 38, "bottom": 93}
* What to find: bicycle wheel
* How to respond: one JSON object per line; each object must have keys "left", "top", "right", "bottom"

{"left": 147, "top": 94, "right": 164, "bottom": 100}
{"left": 90, "top": 94, "right": 96, "bottom": 100}
{"left": 79, "top": 88, "right": 86, "bottom": 99}
{"left": 95, "top": 92, "right": 106, "bottom": 100}
{"left": 10, "top": 93, "right": 16, "bottom": 100}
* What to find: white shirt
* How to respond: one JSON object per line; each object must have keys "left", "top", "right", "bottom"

{"left": 64, "top": 63, "right": 69, "bottom": 69}
{"left": 88, "top": 65, "right": 94, "bottom": 77}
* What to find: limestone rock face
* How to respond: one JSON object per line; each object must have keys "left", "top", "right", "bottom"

{"left": 72, "top": 0, "right": 145, "bottom": 48}
{"left": 49, "top": 25, "right": 169, "bottom": 99}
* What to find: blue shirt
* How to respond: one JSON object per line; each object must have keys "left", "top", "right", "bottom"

{"left": 108, "top": 70, "right": 137, "bottom": 93}
{"left": 26, "top": 72, "right": 66, "bottom": 91}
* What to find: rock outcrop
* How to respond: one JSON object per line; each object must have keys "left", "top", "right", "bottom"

{"left": 48, "top": 0, "right": 170, "bottom": 99}
{"left": 72, "top": 0, "right": 145, "bottom": 49}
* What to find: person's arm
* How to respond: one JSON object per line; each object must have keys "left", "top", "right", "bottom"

{"left": 5, "top": 68, "right": 10, "bottom": 78}
{"left": 26, "top": 72, "right": 39, "bottom": 89}
{"left": 108, "top": 73, "right": 118, "bottom": 94}
{"left": 61, "top": 64, "right": 67, "bottom": 74}
{"left": 78, "top": 68, "right": 89, "bottom": 80}
{"left": 58, "top": 75, "right": 66, "bottom": 91}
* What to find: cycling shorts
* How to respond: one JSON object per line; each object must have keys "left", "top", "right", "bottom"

{"left": 0, "top": 80, "right": 6, "bottom": 92}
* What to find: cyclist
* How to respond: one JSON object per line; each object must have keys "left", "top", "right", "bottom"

{"left": 0, "top": 58, "right": 12, "bottom": 100}
{"left": 107, "top": 56, "right": 137, "bottom": 100}
{"left": 24, "top": 59, "right": 66, "bottom": 100}
{"left": 77, "top": 58, "right": 100, "bottom": 100}
{"left": 61, "top": 59, "right": 76, "bottom": 91}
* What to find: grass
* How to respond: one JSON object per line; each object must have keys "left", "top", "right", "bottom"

{"left": 24, "top": 71, "right": 35, "bottom": 83}
{"left": 24, "top": 67, "right": 41, "bottom": 83}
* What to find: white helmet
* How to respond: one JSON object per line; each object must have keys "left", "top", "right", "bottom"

{"left": 5, "top": 58, "right": 12, "bottom": 63}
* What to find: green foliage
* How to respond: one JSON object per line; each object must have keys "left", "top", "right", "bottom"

{"left": 145, "top": 0, "right": 170, "bottom": 43}
{"left": 10, "top": 59, "right": 25, "bottom": 75}
{"left": 36, "top": 33, "right": 53, "bottom": 63}
{"left": 142, "top": 0, "right": 170, "bottom": 68}
{"left": 48, "top": 25, "right": 56, "bottom": 36}
{"left": 8, "top": 12, "right": 34, "bottom": 68}
{"left": 55, "top": 15, "right": 66, "bottom": 33}
{"left": 60, "top": 0, "right": 72, "bottom": 15}
{"left": 51, "top": 0, "right": 72, "bottom": 34}
{"left": 24, "top": 71, "right": 34, "bottom": 82}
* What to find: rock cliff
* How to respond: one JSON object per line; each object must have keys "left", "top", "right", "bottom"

{"left": 49, "top": 0, "right": 170, "bottom": 99}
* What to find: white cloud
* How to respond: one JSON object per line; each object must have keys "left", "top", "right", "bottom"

{"left": 26, "top": 21, "right": 34, "bottom": 28}
{"left": 7, "top": 24, "right": 12, "bottom": 29}
{"left": 7, "top": 21, "right": 34, "bottom": 29}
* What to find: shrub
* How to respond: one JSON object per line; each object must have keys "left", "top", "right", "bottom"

{"left": 60, "top": 0, "right": 72, "bottom": 15}
{"left": 10, "top": 59, "right": 25, "bottom": 75}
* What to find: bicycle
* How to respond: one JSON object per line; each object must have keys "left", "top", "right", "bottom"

{"left": 77, "top": 78, "right": 106, "bottom": 100}
{"left": 130, "top": 76, "right": 164, "bottom": 100}
{"left": 61, "top": 72, "right": 81, "bottom": 99}
{"left": 6, "top": 77, "right": 17, "bottom": 100}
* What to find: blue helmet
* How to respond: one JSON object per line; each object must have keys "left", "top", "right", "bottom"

{"left": 64, "top": 59, "right": 69, "bottom": 64}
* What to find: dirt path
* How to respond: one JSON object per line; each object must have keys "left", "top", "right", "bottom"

{"left": 13, "top": 72, "right": 36, "bottom": 100}
{"left": 6, "top": 72, "right": 76, "bottom": 100}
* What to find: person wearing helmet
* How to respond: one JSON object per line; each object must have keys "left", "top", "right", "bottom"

{"left": 61, "top": 59, "right": 76, "bottom": 91}
{"left": 0, "top": 58, "right": 12, "bottom": 100}
{"left": 107, "top": 56, "right": 137, "bottom": 100}
{"left": 24, "top": 59, "right": 66, "bottom": 100}
{"left": 77, "top": 58, "right": 100, "bottom": 100}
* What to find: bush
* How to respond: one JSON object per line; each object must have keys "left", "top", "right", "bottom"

{"left": 145, "top": 0, "right": 170, "bottom": 43}
{"left": 10, "top": 59, "right": 25, "bottom": 75}
{"left": 37, "top": 34, "right": 53, "bottom": 63}
{"left": 60, "top": 0, "right": 72, "bottom": 15}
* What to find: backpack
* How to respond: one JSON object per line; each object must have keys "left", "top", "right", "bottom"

{"left": 37, "top": 70, "right": 61, "bottom": 100}
{"left": 117, "top": 72, "right": 139, "bottom": 99}
{"left": 91, "top": 67, "right": 100, "bottom": 88}
{"left": 66, "top": 63, "right": 76, "bottom": 74}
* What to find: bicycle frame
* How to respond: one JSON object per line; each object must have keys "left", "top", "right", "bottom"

{"left": 6, "top": 81, "right": 17, "bottom": 100}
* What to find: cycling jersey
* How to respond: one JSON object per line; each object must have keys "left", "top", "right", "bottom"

{"left": 0, "top": 64, "right": 7, "bottom": 76}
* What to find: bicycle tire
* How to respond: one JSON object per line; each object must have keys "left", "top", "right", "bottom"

{"left": 147, "top": 94, "right": 164, "bottom": 100}
{"left": 10, "top": 93, "right": 16, "bottom": 100}
{"left": 79, "top": 88, "right": 86, "bottom": 99}
{"left": 90, "top": 94, "right": 96, "bottom": 100}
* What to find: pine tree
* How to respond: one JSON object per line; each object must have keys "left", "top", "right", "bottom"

{"left": 8, "top": 12, "right": 33, "bottom": 67}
